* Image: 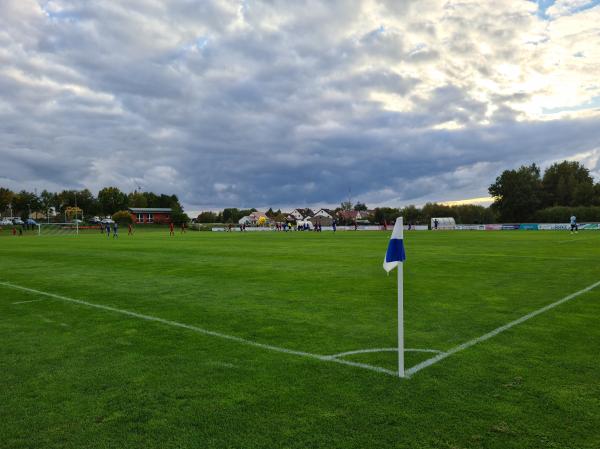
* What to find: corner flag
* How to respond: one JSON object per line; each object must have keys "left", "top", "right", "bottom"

{"left": 383, "top": 217, "right": 406, "bottom": 273}
{"left": 383, "top": 217, "right": 406, "bottom": 378}
{"left": 383, "top": 217, "right": 406, "bottom": 272}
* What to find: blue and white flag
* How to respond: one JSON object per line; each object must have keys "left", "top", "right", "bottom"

{"left": 383, "top": 217, "right": 406, "bottom": 273}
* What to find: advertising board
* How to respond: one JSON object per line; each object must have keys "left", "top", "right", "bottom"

{"left": 519, "top": 224, "right": 539, "bottom": 230}
{"left": 538, "top": 223, "right": 569, "bottom": 230}
{"left": 455, "top": 225, "right": 485, "bottom": 230}
{"left": 485, "top": 224, "right": 502, "bottom": 231}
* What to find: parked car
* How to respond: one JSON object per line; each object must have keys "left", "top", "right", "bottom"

{"left": 89, "top": 216, "right": 102, "bottom": 224}
{"left": 101, "top": 218, "right": 115, "bottom": 224}
{"left": 0, "top": 218, "right": 13, "bottom": 225}
{"left": 26, "top": 219, "right": 38, "bottom": 226}
{"left": 13, "top": 218, "right": 24, "bottom": 225}
{"left": 72, "top": 219, "right": 83, "bottom": 224}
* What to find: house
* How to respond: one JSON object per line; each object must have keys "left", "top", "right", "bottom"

{"left": 336, "top": 209, "right": 372, "bottom": 223}
{"left": 239, "top": 211, "right": 269, "bottom": 226}
{"left": 129, "top": 207, "right": 172, "bottom": 224}
{"left": 287, "top": 208, "right": 313, "bottom": 221}
{"left": 310, "top": 208, "right": 335, "bottom": 226}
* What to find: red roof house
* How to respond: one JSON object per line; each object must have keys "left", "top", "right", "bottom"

{"left": 129, "top": 207, "right": 172, "bottom": 224}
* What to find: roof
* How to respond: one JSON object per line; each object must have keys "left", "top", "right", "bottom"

{"left": 314, "top": 208, "right": 334, "bottom": 217}
{"left": 290, "top": 208, "right": 313, "bottom": 218}
{"left": 129, "top": 208, "right": 173, "bottom": 213}
{"left": 249, "top": 211, "right": 268, "bottom": 219}
{"left": 337, "top": 210, "right": 359, "bottom": 219}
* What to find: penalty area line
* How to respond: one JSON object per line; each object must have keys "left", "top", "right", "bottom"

{"left": 12, "top": 298, "right": 47, "bottom": 305}
{"left": 0, "top": 281, "right": 396, "bottom": 378}
{"left": 405, "top": 278, "right": 600, "bottom": 378}
{"left": 327, "top": 347, "right": 445, "bottom": 359}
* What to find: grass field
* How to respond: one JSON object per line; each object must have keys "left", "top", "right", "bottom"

{"left": 1, "top": 228, "right": 600, "bottom": 449}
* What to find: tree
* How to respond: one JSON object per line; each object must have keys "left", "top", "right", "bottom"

{"left": 401, "top": 205, "right": 422, "bottom": 224}
{"left": 12, "top": 190, "right": 41, "bottom": 218}
{"left": 170, "top": 211, "right": 190, "bottom": 225}
{"left": 0, "top": 187, "right": 14, "bottom": 214}
{"left": 448, "top": 204, "right": 497, "bottom": 224}
{"left": 353, "top": 202, "right": 368, "bottom": 211}
{"left": 542, "top": 161, "right": 594, "bottom": 207}
{"left": 573, "top": 182, "right": 595, "bottom": 206}
{"left": 489, "top": 164, "right": 543, "bottom": 222}
{"left": 222, "top": 208, "right": 239, "bottom": 223}
{"left": 128, "top": 191, "right": 148, "bottom": 208}
{"left": 166, "top": 194, "right": 183, "bottom": 212}
{"left": 421, "top": 203, "right": 456, "bottom": 223}
{"left": 373, "top": 207, "right": 401, "bottom": 224}
{"left": 594, "top": 184, "right": 600, "bottom": 206}
{"left": 340, "top": 201, "right": 352, "bottom": 210}
{"left": 56, "top": 189, "right": 98, "bottom": 216}
{"left": 98, "top": 187, "right": 128, "bottom": 215}
{"left": 197, "top": 211, "right": 218, "bottom": 223}
{"left": 39, "top": 190, "right": 58, "bottom": 216}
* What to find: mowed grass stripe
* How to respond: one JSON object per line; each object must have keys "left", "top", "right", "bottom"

{"left": 3, "top": 275, "right": 598, "bottom": 379}
{"left": 406, "top": 278, "right": 600, "bottom": 377}
{"left": 0, "top": 280, "right": 397, "bottom": 377}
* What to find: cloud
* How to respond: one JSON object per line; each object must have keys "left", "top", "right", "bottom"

{"left": 0, "top": 0, "right": 599, "bottom": 211}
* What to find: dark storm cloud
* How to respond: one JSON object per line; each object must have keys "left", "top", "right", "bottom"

{"left": 0, "top": 0, "right": 599, "bottom": 210}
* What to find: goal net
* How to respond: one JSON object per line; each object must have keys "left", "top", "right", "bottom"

{"left": 431, "top": 217, "right": 456, "bottom": 230}
{"left": 37, "top": 223, "right": 80, "bottom": 236}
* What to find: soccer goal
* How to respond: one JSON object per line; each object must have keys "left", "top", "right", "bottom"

{"left": 37, "top": 223, "right": 80, "bottom": 236}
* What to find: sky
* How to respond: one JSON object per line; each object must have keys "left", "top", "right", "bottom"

{"left": 1, "top": 0, "right": 599, "bottom": 213}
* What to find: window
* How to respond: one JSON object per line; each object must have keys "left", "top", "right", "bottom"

{"left": 147, "top": 213, "right": 153, "bottom": 223}
{"left": 137, "top": 213, "right": 143, "bottom": 222}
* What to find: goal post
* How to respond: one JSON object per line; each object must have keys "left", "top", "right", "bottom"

{"left": 37, "top": 223, "right": 80, "bottom": 236}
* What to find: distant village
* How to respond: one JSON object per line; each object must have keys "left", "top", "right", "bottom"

{"left": 230, "top": 208, "right": 372, "bottom": 228}
{"left": 4, "top": 158, "right": 598, "bottom": 228}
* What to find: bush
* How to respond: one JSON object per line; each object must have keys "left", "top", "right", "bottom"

{"left": 112, "top": 210, "right": 133, "bottom": 224}
{"left": 170, "top": 211, "right": 190, "bottom": 225}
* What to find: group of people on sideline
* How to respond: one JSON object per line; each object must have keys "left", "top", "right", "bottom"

{"left": 98, "top": 221, "right": 187, "bottom": 238}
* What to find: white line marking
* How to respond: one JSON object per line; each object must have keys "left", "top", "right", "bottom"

{"left": 7, "top": 278, "right": 597, "bottom": 380}
{"left": 12, "top": 299, "right": 47, "bottom": 305}
{"left": 556, "top": 237, "right": 597, "bottom": 244}
{"left": 0, "top": 281, "right": 397, "bottom": 377}
{"left": 328, "top": 347, "right": 445, "bottom": 359}
{"left": 419, "top": 252, "right": 590, "bottom": 261}
{"left": 405, "top": 279, "right": 600, "bottom": 377}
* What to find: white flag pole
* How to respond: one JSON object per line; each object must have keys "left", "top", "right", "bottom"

{"left": 397, "top": 216, "right": 405, "bottom": 378}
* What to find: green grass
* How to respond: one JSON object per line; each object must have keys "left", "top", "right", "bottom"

{"left": 1, "top": 229, "right": 600, "bottom": 448}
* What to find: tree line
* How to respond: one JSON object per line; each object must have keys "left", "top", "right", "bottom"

{"left": 3, "top": 160, "right": 597, "bottom": 226}
{"left": 0, "top": 187, "right": 185, "bottom": 220}
{"left": 195, "top": 161, "right": 600, "bottom": 226}
{"left": 489, "top": 160, "right": 600, "bottom": 222}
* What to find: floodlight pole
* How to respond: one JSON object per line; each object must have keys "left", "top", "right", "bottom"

{"left": 398, "top": 218, "right": 405, "bottom": 378}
